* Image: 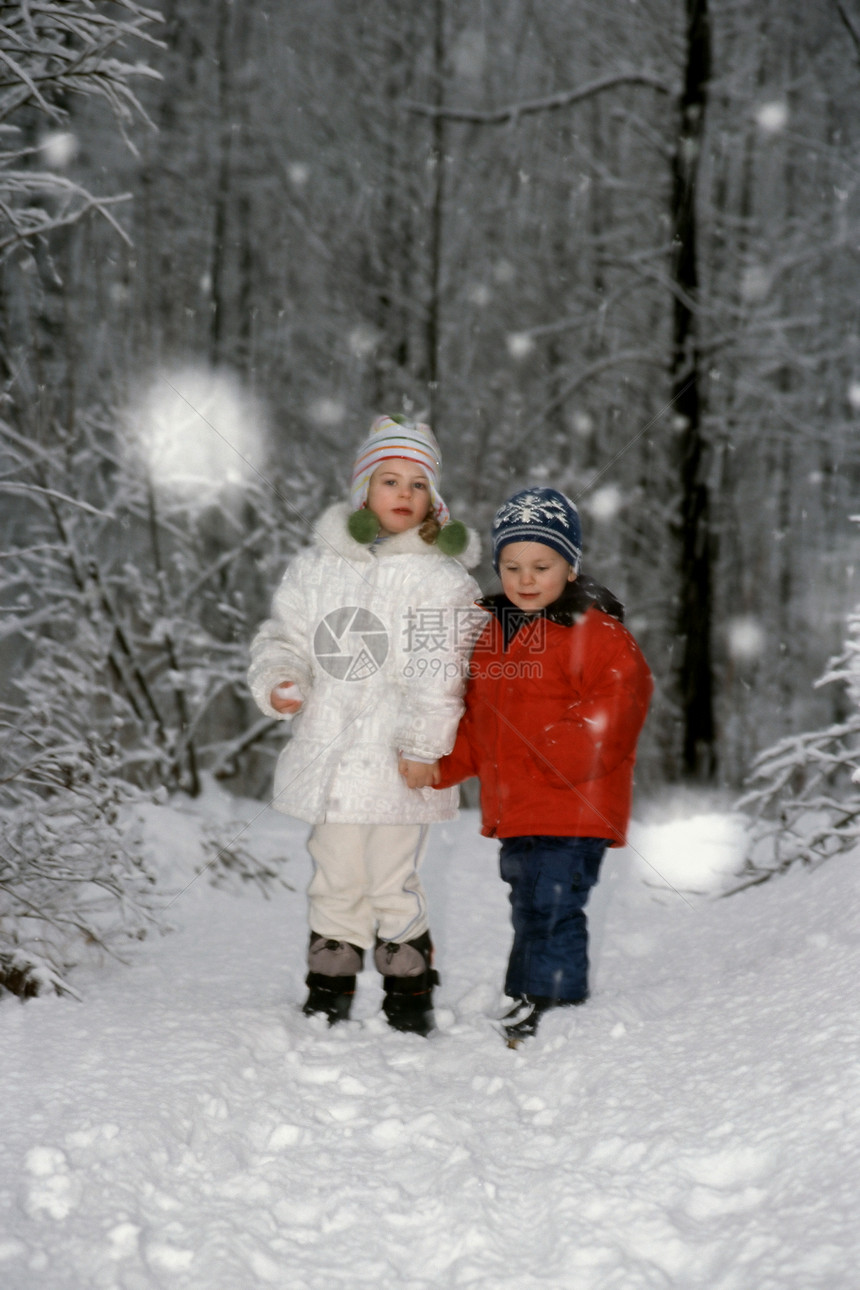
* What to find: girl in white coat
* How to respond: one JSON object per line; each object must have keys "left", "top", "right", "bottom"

{"left": 248, "top": 416, "right": 480, "bottom": 1034}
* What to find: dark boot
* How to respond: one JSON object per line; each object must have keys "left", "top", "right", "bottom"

{"left": 500, "top": 994, "right": 553, "bottom": 1046}
{"left": 381, "top": 973, "right": 439, "bottom": 1036}
{"left": 302, "top": 936, "right": 365, "bottom": 1025}
{"left": 302, "top": 972, "right": 356, "bottom": 1025}
{"left": 375, "top": 931, "right": 438, "bottom": 1036}
{"left": 500, "top": 993, "right": 587, "bottom": 1047}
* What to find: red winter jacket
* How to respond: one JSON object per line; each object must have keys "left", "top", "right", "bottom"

{"left": 436, "top": 578, "right": 653, "bottom": 845}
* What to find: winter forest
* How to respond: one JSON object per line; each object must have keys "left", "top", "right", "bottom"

{"left": 6, "top": 0, "right": 860, "bottom": 965}
{"left": 2, "top": 3, "right": 860, "bottom": 1286}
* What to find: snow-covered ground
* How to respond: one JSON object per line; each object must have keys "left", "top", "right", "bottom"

{"left": 1, "top": 788, "right": 859, "bottom": 1289}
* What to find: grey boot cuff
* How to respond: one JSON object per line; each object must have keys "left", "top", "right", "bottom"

{"left": 374, "top": 930, "right": 433, "bottom": 978}
{"left": 308, "top": 934, "right": 365, "bottom": 976}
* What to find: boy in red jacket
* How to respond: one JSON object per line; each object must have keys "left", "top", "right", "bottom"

{"left": 435, "top": 487, "right": 653, "bottom": 1045}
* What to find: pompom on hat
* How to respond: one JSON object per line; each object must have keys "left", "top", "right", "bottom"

{"left": 492, "top": 486, "right": 583, "bottom": 573}
{"left": 350, "top": 414, "right": 450, "bottom": 523}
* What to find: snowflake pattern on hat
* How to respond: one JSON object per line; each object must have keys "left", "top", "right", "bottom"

{"left": 493, "top": 492, "right": 574, "bottom": 530}
{"left": 491, "top": 486, "right": 583, "bottom": 572}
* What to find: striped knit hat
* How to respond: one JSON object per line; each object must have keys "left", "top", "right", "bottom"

{"left": 492, "top": 486, "right": 583, "bottom": 572}
{"left": 350, "top": 414, "right": 449, "bottom": 523}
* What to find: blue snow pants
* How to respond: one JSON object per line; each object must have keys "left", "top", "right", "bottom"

{"left": 499, "top": 835, "right": 608, "bottom": 1003}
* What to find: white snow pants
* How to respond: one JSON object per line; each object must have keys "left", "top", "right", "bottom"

{"left": 306, "top": 822, "right": 430, "bottom": 949}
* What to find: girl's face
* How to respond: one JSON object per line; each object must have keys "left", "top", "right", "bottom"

{"left": 498, "top": 541, "right": 576, "bottom": 611}
{"left": 366, "top": 459, "right": 432, "bottom": 535}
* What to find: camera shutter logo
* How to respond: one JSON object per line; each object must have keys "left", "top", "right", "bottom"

{"left": 314, "top": 607, "right": 389, "bottom": 680}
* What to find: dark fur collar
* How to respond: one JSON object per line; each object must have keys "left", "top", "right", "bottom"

{"left": 479, "top": 573, "right": 624, "bottom": 648}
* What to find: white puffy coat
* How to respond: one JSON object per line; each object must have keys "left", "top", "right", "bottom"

{"left": 248, "top": 503, "right": 482, "bottom": 824}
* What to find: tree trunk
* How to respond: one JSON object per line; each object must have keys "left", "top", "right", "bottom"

{"left": 209, "top": 0, "right": 234, "bottom": 365}
{"left": 671, "top": 0, "right": 716, "bottom": 781}
{"left": 425, "top": 0, "right": 446, "bottom": 427}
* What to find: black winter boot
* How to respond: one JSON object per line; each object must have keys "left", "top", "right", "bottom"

{"left": 500, "top": 993, "right": 587, "bottom": 1047}
{"left": 381, "top": 972, "right": 439, "bottom": 1036}
{"left": 499, "top": 995, "right": 553, "bottom": 1046}
{"left": 302, "top": 972, "right": 356, "bottom": 1025}
{"left": 376, "top": 931, "right": 438, "bottom": 1036}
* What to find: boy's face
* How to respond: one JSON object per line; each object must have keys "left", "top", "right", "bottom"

{"left": 498, "top": 541, "right": 576, "bottom": 611}
{"left": 366, "top": 458, "right": 432, "bottom": 535}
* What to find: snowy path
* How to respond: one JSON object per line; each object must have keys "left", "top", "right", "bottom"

{"left": 1, "top": 797, "right": 859, "bottom": 1288}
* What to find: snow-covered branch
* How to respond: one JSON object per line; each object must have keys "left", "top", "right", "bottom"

{"left": 735, "top": 599, "right": 860, "bottom": 888}
{"left": 0, "top": 478, "right": 113, "bottom": 516}
{"left": 0, "top": 1, "right": 162, "bottom": 257}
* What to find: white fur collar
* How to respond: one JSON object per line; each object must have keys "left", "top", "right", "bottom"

{"left": 311, "top": 502, "right": 481, "bottom": 568}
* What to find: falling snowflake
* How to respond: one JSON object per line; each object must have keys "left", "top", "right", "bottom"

{"left": 451, "top": 29, "right": 486, "bottom": 78}
{"left": 308, "top": 398, "right": 346, "bottom": 427}
{"left": 40, "top": 132, "right": 78, "bottom": 168}
{"left": 726, "top": 616, "right": 766, "bottom": 664}
{"left": 130, "top": 365, "right": 264, "bottom": 504}
{"left": 507, "top": 333, "right": 534, "bottom": 359}
{"left": 587, "top": 485, "right": 623, "bottom": 523}
{"left": 467, "top": 283, "right": 492, "bottom": 307}
{"left": 756, "top": 102, "right": 789, "bottom": 134}
{"left": 348, "top": 326, "right": 380, "bottom": 359}
{"left": 741, "top": 266, "right": 769, "bottom": 303}
{"left": 287, "top": 162, "right": 310, "bottom": 187}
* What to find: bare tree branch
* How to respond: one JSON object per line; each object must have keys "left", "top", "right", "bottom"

{"left": 835, "top": 0, "right": 860, "bottom": 63}
{"left": 403, "top": 68, "right": 671, "bottom": 125}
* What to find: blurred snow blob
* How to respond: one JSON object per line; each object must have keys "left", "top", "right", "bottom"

{"left": 634, "top": 812, "right": 747, "bottom": 892}
{"left": 131, "top": 366, "right": 264, "bottom": 503}
{"left": 756, "top": 102, "right": 789, "bottom": 134}
{"left": 40, "top": 131, "right": 78, "bottom": 168}
{"left": 571, "top": 412, "right": 593, "bottom": 437}
{"left": 467, "top": 283, "right": 492, "bottom": 307}
{"left": 507, "top": 332, "right": 534, "bottom": 359}
{"left": 726, "top": 615, "right": 766, "bottom": 664}
{"left": 847, "top": 382, "right": 860, "bottom": 412}
{"left": 741, "top": 265, "right": 769, "bottom": 303}
{"left": 308, "top": 397, "right": 346, "bottom": 427}
{"left": 348, "top": 325, "right": 379, "bottom": 359}
{"left": 287, "top": 162, "right": 310, "bottom": 187}
{"left": 451, "top": 29, "right": 486, "bottom": 78}
{"left": 587, "top": 484, "right": 624, "bottom": 523}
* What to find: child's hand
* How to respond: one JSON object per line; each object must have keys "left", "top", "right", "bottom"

{"left": 270, "top": 682, "right": 303, "bottom": 715}
{"left": 398, "top": 757, "right": 441, "bottom": 790}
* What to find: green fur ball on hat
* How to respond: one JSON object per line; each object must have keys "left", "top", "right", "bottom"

{"left": 436, "top": 519, "right": 468, "bottom": 557}
{"left": 347, "top": 507, "right": 381, "bottom": 544}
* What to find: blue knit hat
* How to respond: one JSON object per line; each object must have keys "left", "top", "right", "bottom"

{"left": 492, "top": 487, "right": 583, "bottom": 572}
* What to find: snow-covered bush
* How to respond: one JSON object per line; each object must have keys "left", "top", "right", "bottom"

{"left": 0, "top": 730, "right": 160, "bottom": 999}
{"left": 1, "top": 411, "right": 309, "bottom": 794}
{"left": 0, "top": 408, "right": 316, "bottom": 997}
{"left": 197, "top": 820, "right": 297, "bottom": 899}
{"left": 735, "top": 602, "right": 860, "bottom": 886}
{"left": 0, "top": 4, "right": 314, "bottom": 1000}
